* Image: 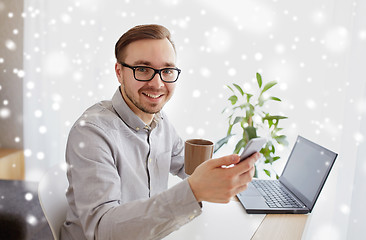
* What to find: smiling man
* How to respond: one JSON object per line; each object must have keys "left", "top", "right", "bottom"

{"left": 60, "top": 24, "right": 259, "bottom": 240}
{"left": 116, "top": 36, "right": 178, "bottom": 123}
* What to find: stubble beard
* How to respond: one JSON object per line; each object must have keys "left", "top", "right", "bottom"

{"left": 122, "top": 83, "right": 163, "bottom": 115}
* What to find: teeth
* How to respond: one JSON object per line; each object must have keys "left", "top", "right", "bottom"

{"left": 144, "top": 93, "right": 161, "bottom": 99}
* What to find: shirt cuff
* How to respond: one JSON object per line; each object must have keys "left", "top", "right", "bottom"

{"left": 163, "top": 179, "right": 202, "bottom": 225}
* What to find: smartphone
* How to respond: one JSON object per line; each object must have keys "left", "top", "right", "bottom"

{"left": 239, "top": 138, "right": 267, "bottom": 161}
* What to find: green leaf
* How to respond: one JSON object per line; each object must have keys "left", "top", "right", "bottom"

{"left": 234, "top": 105, "right": 245, "bottom": 111}
{"left": 273, "top": 127, "right": 284, "bottom": 133}
{"left": 233, "top": 116, "right": 244, "bottom": 125}
{"left": 264, "top": 156, "right": 273, "bottom": 164}
{"left": 246, "top": 94, "right": 253, "bottom": 102}
{"left": 233, "top": 83, "right": 244, "bottom": 96}
{"left": 261, "top": 81, "right": 277, "bottom": 94}
{"left": 263, "top": 115, "right": 288, "bottom": 121}
{"left": 236, "top": 103, "right": 252, "bottom": 110}
{"left": 260, "top": 148, "right": 269, "bottom": 157}
{"left": 264, "top": 169, "right": 271, "bottom": 177}
{"left": 265, "top": 156, "right": 281, "bottom": 164}
{"left": 274, "top": 135, "right": 288, "bottom": 146}
{"left": 248, "top": 103, "right": 255, "bottom": 112}
{"left": 267, "top": 119, "right": 273, "bottom": 128}
{"left": 226, "top": 85, "right": 234, "bottom": 93}
{"left": 254, "top": 166, "right": 258, "bottom": 178}
{"left": 264, "top": 141, "right": 274, "bottom": 154}
{"left": 214, "top": 134, "right": 234, "bottom": 153}
{"left": 258, "top": 96, "right": 265, "bottom": 107}
{"left": 256, "top": 73, "right": 262, "bottom": 88}
{"left": 244, "top": 126, "right": 257, "bottom": 140}
{"left": 228, "top": 95, "right": 238, "bottom": 105}
{"left": 234, "top": 139, "right": 246, "bottom": 154}
{"left": 270, "top": 96, "right": 281, "bottom": 101}
{"left": 270, "top": 143, "right": 275, "bottom": 154}
{"left": 227, "top": 122, "right": 233, "bottom": 136}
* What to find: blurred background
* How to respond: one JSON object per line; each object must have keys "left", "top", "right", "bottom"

{"left": 1, "top": 0, "right": 365, "bottom": 239}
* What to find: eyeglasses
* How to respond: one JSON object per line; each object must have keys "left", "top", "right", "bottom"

{"left": 119, "top": 62, "right": 181, "bottom": 83}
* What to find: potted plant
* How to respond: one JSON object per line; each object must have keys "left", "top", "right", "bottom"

{"left": 214, "top": 73, "right": 288, "bottom": 179}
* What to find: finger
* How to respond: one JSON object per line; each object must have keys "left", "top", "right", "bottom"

{"left": 233, "top": 167, "right": 255, "bottom": 194}
{"left": 207, "top": 154, "right": 240, "bottom": 168}
{"left": 230, "top": 152, "right": 260, "bottom": 175}
{"left": 237, "top": 166, "right": 255, "bottom": 185}
{"left": 234, "top": 183, "right": 249, "bottom": 195}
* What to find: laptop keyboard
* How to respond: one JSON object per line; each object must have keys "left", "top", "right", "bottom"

{"left": 252, "top": 180, "right": 304, "bottom": 208}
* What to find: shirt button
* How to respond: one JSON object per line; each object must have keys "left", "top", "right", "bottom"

{"left": 136, "top": 127, "right": 140, "bottom": 131}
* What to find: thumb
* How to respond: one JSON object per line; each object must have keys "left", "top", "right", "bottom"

{"left": 210, "top": 154, "right": 240, "bottom": 168}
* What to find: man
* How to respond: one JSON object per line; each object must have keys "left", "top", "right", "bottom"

{"left": 60, "top": 24, "right": 259, "bottom": 240}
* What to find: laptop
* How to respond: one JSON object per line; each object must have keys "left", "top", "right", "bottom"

{"left": 237, "top": 135, "right": 338, "bottom": 214}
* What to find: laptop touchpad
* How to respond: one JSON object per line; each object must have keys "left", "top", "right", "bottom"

{"left": 240, "top": 182, "right": 262, "bottom": 197}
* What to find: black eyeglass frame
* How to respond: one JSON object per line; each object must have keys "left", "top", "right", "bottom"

{"left": 119, "top": 62, "right": 181, "bottom": 83}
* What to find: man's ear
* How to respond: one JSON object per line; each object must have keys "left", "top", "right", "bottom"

{"left": 115, "top": 63, "right": 123, "bottom": 83}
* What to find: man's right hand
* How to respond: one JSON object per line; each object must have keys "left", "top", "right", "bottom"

{"left": 187, "top": 153, "right": 260, "bottom": 203}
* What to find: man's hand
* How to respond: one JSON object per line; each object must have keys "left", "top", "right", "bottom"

{"left": 187, "top": 153, "right": 260, "bottom": 203}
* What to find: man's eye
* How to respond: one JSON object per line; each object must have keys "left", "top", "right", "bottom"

{"left": 136, "top": 67, "right": 148, "bottom": 73}
{"left": 162, "top": 69, "right": 173, "bottom": 75}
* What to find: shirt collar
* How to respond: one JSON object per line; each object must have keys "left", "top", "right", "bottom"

{"left": 112, "top": 87, "right": 163, "bottom": 132}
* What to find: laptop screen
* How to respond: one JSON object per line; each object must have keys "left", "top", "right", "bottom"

{"left": 279, "top": 136, "right": 337, "bottom": 211}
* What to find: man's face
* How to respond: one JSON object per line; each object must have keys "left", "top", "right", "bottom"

{"left": 115, "top": 38, "right": 177, "bottom": 121}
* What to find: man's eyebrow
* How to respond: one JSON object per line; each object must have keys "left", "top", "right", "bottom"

{"left": 163, "top": 62, "right": 176, "bottom": 67}
{"left": 132, "top": 60, "right": 152, "bottom": 66}
{"left": 132, "top": 60, "right": 176, "bottom": 68}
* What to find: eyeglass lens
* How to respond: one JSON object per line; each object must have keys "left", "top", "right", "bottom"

{"left": 134, "top": 67, "right": 179, "bottom": 82}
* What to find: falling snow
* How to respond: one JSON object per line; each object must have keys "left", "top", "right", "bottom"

{"left": 0, "top": 1, "right": 365, "bottom": 239}
{"left": 24, "top": 149, "right": 32, "bottom": 157}
{"left": 0, "top": 108, "right": 11, "bottom": 119}
{"left": 185, "top": 126, "right": 194, "bottom": 135}
{"left": 192, "top": 90, "right": 201, "bottom": 98}
{"left": 200, "top": 68, "right": 211, "bottom": 78}
{"left": 34, "top": 110, "right": 42, "bottom": 118}
{"left": 5, "top": 39, "right": 16, "bottom": 50}
{"left": 26, "top": 215, "right": 38, "bottom": 226}
{"left": 36, "top": 152, "right": 45, "bottom": 160}
{"left": 25, "top": 193, "right": 33, "bottom": 201}
{"left": 354, "top": 132, "right": 364, "bottom": 143}
{"left": 324, "top": 26, "right": 350, "bottom": 53}
{"left": 254, "top": 52, "right": 263, "bottom": 61}
{"left": 39, "top": 126, "right": 47, "bottom": 134}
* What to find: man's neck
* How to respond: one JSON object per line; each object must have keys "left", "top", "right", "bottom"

{"left": 140, "top": 114, "right": 155, "bottom": 126}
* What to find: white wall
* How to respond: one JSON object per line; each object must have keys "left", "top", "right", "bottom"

{"left": 16, "top": 0, "right": 366, "bottom": 238}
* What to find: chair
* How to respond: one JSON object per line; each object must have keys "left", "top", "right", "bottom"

{"left": 38, "top": 163, "right": 69, "bottom": 240}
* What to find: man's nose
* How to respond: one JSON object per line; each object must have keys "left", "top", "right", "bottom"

{"left": 148, "top": 72, "right": 165, "bottom": 88}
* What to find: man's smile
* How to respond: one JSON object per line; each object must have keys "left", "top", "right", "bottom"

{"left": 142, "top": 92, "right": 164, "bottom": 99}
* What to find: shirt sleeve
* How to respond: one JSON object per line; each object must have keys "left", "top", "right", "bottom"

{"left": 98, "top": 179, "right": 200, "bottom": 240}
{"left": 166, "top": 117, "right": 189, "bottom": 179}
{"left": 66, "top": 121, "right": 202, "bottom": 240}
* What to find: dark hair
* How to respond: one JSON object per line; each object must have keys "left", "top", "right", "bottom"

{"left": 115, "top": 24, "right": 176, "bottom": 62}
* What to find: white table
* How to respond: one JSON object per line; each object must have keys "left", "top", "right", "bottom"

{"left": 166, "top": 176, "right": 308, "bottom": 239}
{"left": 163, "top": 200, "right": 308, "bottom": 240}
{"left": 164, "top": 201, "right": 265, "bottom": 240}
